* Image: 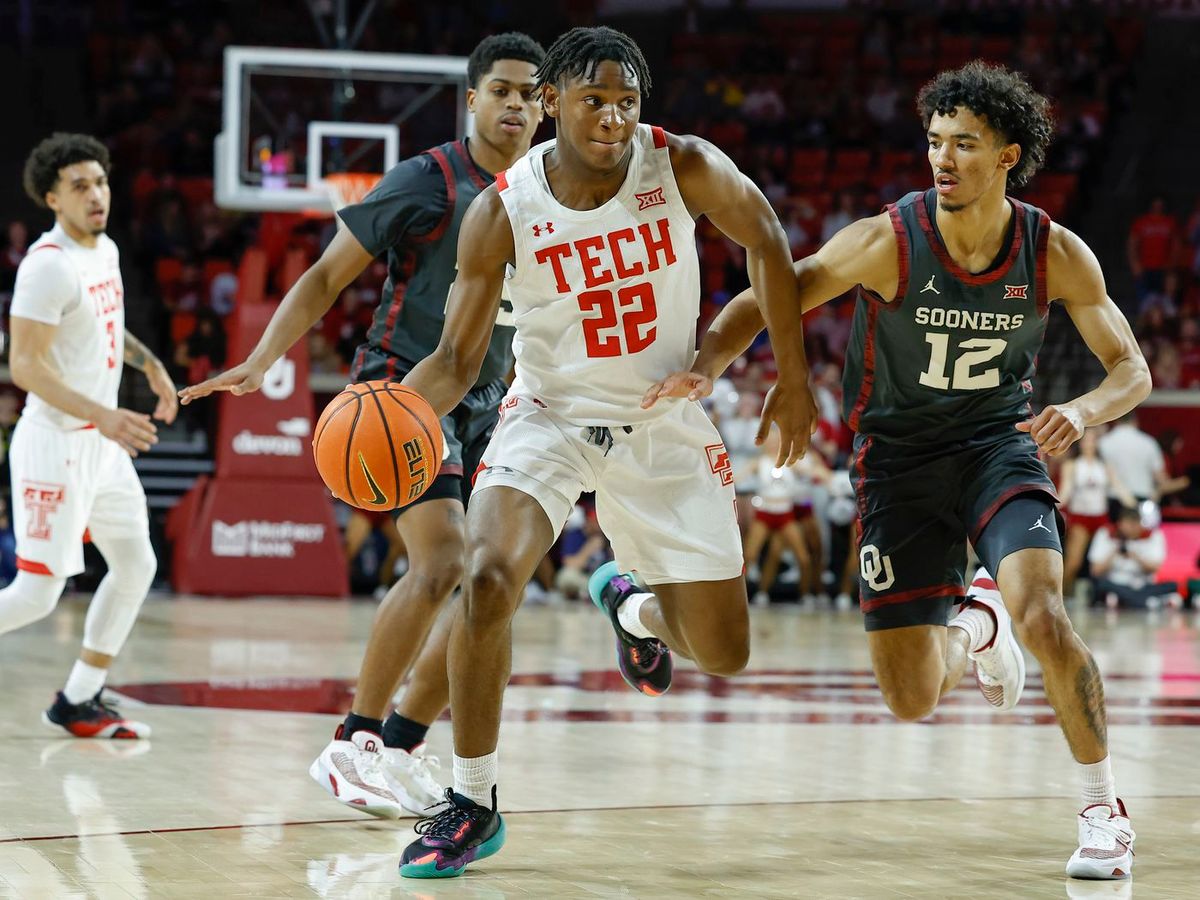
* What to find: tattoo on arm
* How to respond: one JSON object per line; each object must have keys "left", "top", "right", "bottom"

{"left": 123, "top": 331, "right": 159, "bottom": 372}
{"left": 1074, "top": 655, "right": 1108, "bottom": 749}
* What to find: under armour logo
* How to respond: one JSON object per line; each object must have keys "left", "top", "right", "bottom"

{"left": 532, "top": 222, "right": 554, "bottom": 237}
{"left": 859, "top": 544, "right": 896, "bottom": 591}
{"left": 1029, "top": 515, "right": 1052, "bottom": 533}
{"left": 921, "top": 276, "right": 940, "bottom": 295}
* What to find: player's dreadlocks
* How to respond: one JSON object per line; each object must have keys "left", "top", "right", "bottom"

{"left": 917, "top": 61, "right": 1053, "bottom": 188}
{"left": 467, "top": 32, "right": 546, "bottom": 88}
{"left": 23, "top": 133, "right": 111, "bottom": 208}
{"left": 535, "top": 26, "right": 652, "bottom": 97}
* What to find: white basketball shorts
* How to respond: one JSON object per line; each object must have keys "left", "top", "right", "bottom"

{"left": 473, "top": 395, "right": 742, "bottom": 585}
{"left": 9, "top": 418, "right": 149, "bottom": 577}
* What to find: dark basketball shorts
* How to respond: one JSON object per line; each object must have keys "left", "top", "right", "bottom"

{"left": 851, "top": 429, "right": 1061, "bottom": 631}
{"left": 353, "top": 345, "right": 507, "bottom": 513}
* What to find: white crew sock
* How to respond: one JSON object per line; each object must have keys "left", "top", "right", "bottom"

{"left": 616, "top": 592, "right": 656, "bottom": 639}
{"left": 453, "top": 751, "right": 497, "bottom": 807}
{"left": 63, "top": 660, "right": 108, "bottom": 705}
{"left": 1079, "top": 756, "right": 1118, "bottom": 808}
{"left": 948, "top": 605, "right": 996, "bottom": 653}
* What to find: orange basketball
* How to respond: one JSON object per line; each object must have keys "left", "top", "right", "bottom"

{"left": 312, "top": 381, "right": 443, "bottom": 510}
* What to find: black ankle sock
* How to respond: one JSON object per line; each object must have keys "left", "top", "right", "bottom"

{"left": 383, "top": 712, "right": 430, "bottom": 751}
{"left": 343, "top": 712, "right": 384, "bottom": 739}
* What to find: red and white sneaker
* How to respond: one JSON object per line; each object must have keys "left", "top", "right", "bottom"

{"left": 963, "top": 568, "right": 1025, "bottom": 711}
{"left": 308, "top": 726, "right": 406, "bottom": 819}
{"left": 1066, "top": 799, "right": 1135, "bottom": 879}
{"left": 42, "top": 691, "right": 150, "bottom": 739}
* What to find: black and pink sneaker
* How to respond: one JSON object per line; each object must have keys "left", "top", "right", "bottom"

{"left": 43, "top": 691, "right": 150, "bottom": 739}
{"left": 399, "top": 787, "right": 505, "bottom": 878}
{"left": 588, "top": 562, "right": 673, "bottom": 697}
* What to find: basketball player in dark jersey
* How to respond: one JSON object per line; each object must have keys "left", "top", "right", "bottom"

{"left": 181, "top": 33, "right": 546, "bottom": 818}
{"left": 647, "top": 62, "right": 1146, "bottom": 880}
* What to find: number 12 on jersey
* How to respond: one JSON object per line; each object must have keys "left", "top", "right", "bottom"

{"left": 578, "top": 283, "right": 658, "bottom": 358}
{"left": 919, "top": 332, "right": 1006, "bottom": 390}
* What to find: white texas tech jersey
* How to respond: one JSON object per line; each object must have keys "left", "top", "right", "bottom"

{"left": 10, "top": 223, "right": 125, "bottom": 430}
{"left": 496, "top": 124, "right": 700, "bottom": 426}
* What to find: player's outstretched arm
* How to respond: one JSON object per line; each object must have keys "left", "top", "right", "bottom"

{"left": 1016, "top": 224, "right": 1152, "bottom": 456}
{"left": 124, "top": 330, "right": 177, "bottom": 424}
{"left": 645, "top": 214, "right": 894, "bottom": 407}
{"left": 401, "top": 187, "right": 511, "bottom": 417}
{"left": 179, "top": 227, "right": 374, "bottom": 404}
{"left": 670, "top": 134, "right": 816, "bottom": 464}
{"left": 9, "top": 316, "right": 157, "bottom": 456}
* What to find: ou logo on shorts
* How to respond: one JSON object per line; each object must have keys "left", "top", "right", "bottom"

{"left": 859, "top": 544, "right": 895, "bottom": 591}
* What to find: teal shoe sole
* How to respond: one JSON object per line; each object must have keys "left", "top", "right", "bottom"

{"left": 399, "top": 815, "right": 507, "bottom": 879}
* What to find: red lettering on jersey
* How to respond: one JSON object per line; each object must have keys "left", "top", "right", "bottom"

{"left": 574, "top": 235, "right": 615, "bottom": 289}
{"left": 1003, "top": 283, "right": 1029, "bottom": 300}
{"left": 535, "top": 242, "right": 574, "bottom": 294}
{"left": 89, "top": 277, "right": 124, "bottom": 316}
{"left": 638, "top": 218, "right": 675, "bottom": 272}
{"left": 22, "top": 481, "right": 65, "bottom": 541}
{"left": 607, "top": 228, "right": 644, "bottom": 278}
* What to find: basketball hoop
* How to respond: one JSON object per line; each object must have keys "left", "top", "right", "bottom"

{"left": 320, "top": 172, "right": 383, "bottom": 215}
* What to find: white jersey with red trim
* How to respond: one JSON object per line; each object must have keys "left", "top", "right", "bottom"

{"left": 10, "top": 223, "right": 125, "bottom": 430}
{"left": 496, "top": 124, "right": 700, "bottom": 426}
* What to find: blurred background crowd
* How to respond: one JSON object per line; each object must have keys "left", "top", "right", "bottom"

{"left": 0, "top": 0, "right": 1197, "bottom": 606}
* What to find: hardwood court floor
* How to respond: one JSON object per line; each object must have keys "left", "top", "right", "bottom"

{"left": 0, "top": 595, "right": 1195, "bottom": 898}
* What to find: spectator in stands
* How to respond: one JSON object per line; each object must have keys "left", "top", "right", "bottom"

{"left": 1098, "top": 412, "right": 1168, "bottom": 506}
{"left": 344, "top": 507, "right": 407, "bottom": 601}
{"left": 1154, "top": 429, "right": 1192, "bottom": 506}
{"left": 1151, "top": 341, "right": 1183, "bottom": 389}
{"left": 553, "top": 503, "right": 611, "bottom": 601}
{"left": 1058, "top": 429, "right": 1136, "bottom": 595}
{"left": 0, "top": 221, "right": 28, "bottom": 296}
{"left": 1138, "top": 269, "right": 1180, "bottom": 319}
{"left": 1177, "top": 317, "right": 1200, "bottom": 388}
{"left": 721, "top": 391, "right": 764, "bottom": 527}
{"left": 865, "top": 75, "right": 901, "bottom": 131}
{"left": 821, "top": 190, "right": 860, "bottom": 244}
{"left": 1088, "top": 505, "right": 1179, "bottom": 609}
{"left": 1127, "top": 195, "right": 1180, "bottom": 300}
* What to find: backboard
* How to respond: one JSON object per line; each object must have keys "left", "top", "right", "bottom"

{"left": 215, "top": 45, "right": 471, "bottom": 212}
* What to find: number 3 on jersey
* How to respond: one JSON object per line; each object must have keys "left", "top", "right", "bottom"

{"left": 578, "top": 282, "right": 658, "bottom": 358}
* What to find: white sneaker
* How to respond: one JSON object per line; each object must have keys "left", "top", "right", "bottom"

{"left": 381, "top": 743, "right": 444, "bottom": 817}
{"left": 1066, "top": 799, "right": 1134, "bottom": 880}
{"left": 752, "top": 590, "right": 770, "bottom": 606}
{"left": 963, "top": 568, "right": 1025, "bottom": 711}
{"left": 308, "top": 727, "right": 405, "bottom": 819}
{"left": 834, "top": 592, "right": 853, "bottom": 611}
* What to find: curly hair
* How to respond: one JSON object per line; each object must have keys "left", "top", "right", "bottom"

{"left": 535, "top": 26, "right": 652, "bottom": 97}
{"left": 917, "top": 61, "right": 1053, "bottom": 188}
{"left": 23, "top": 133, "right": 111, "bottom": 208}
{"left": 467, "top": 32, "right": 546, "bottom": 89}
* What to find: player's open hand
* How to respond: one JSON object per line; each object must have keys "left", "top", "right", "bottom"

{"left": 98, "top": 408, "right": 158, "bottom": 457}
{"left": 145, "top": 360, "right": 179, "bottom": 424}
{"left": 641, "top": 371, "right": 713, "bottom": 408}
{"left": 756, "top": 373, "right": 818, "bottom": 467}
{"left": 1016, "top": 404, "right": 1084, "bottom": 457}
{"left": 178, "top": 361, "right": 266, "bottom": 405}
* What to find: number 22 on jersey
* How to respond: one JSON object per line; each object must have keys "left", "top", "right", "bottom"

{"left": 578, "top": 283, "right": 658, "bottom": 358}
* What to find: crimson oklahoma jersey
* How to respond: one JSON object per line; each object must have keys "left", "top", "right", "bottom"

{"left": 496, "top": 123, "right": 699, "bottom": 426}
{"left": 842, "top": 188, "right": 1051, "bottom": 445}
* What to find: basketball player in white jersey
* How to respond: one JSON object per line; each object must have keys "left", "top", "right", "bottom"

{"left": 1, "top": 133, "right": 175, "bottom": 738}
{"left": 393, "top": 27, "right": 817, "bottom": 878}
